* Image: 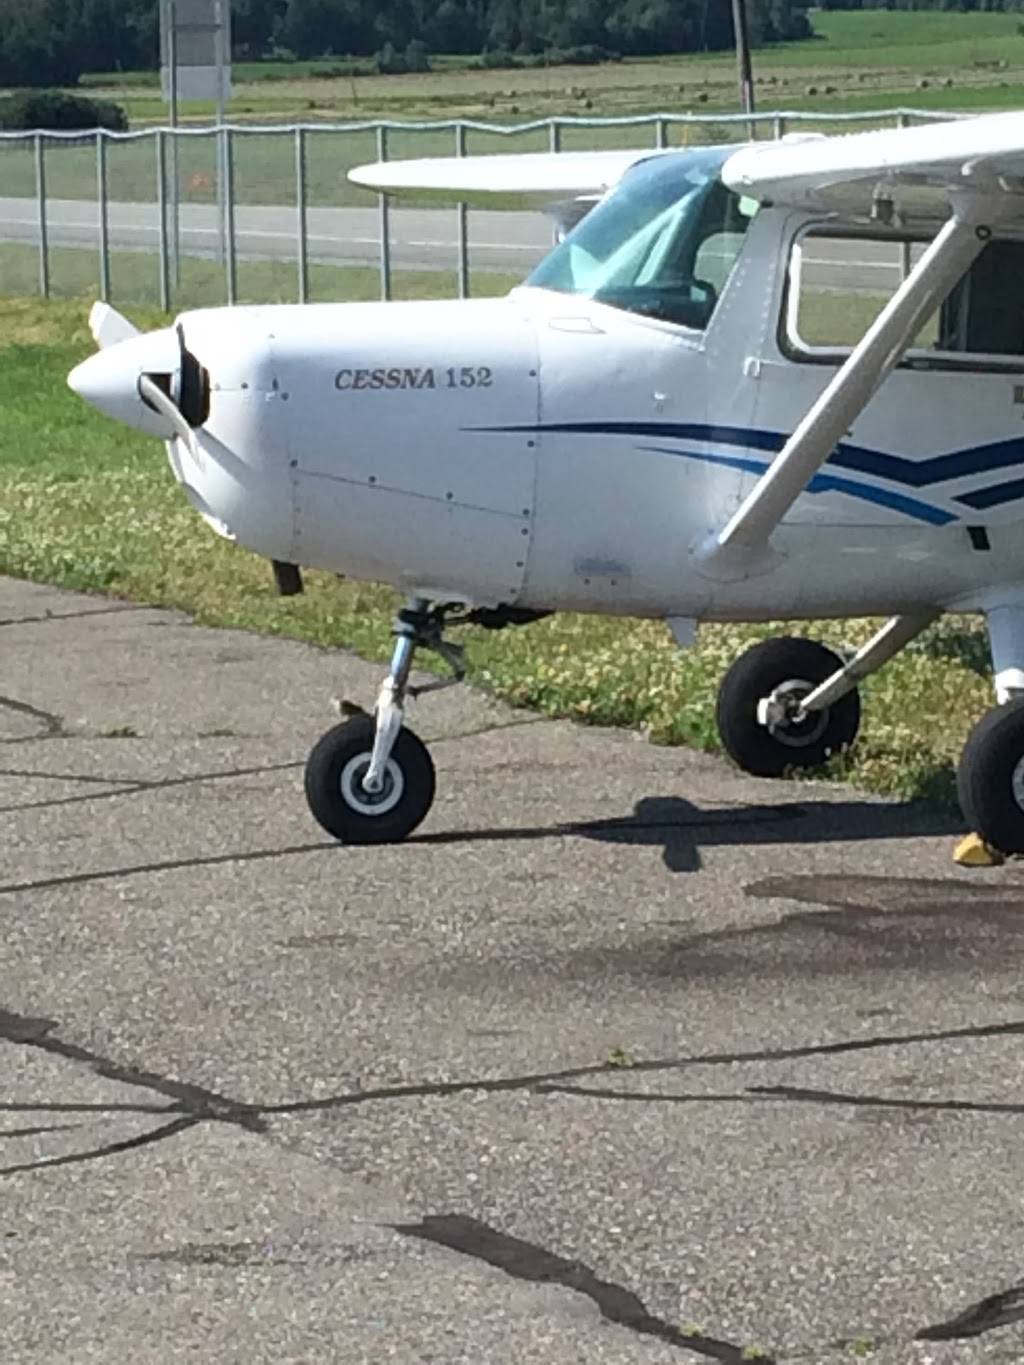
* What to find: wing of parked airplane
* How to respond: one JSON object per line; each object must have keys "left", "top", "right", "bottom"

{"left": 349, "top": 146, "right": 670, "bottom": 233}
{"left": 722, "top": 109, "right": 1024, "bottom": 216}
{"left": 349, "top": 147, "right": 665, "bottom": 205}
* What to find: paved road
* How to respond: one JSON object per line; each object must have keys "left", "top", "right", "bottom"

{"left": 0, "top": 196, "right": 553, "bottom": 275}
{"left": 3, "top": 575, "right": 1023, "bottom": 1362}
{"left": 0, "top": 195, "right": 905, "bottom": 290}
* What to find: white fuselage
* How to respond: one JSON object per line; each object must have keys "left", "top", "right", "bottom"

{"left": 90, "top": 202, "right": 1024, "bottom": 624}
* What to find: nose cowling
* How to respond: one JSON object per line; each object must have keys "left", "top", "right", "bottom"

{"left": 68, "top": 326, "right": 187, "bottom": 440}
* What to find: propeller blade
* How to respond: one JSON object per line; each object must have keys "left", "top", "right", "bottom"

{"left": 138, "top": 374, "right": 198, "bottom": 459}
{"left": 89, "top": 301, "right": 140, "bottom": 350}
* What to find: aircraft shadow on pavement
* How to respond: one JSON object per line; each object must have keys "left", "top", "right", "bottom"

{"left": 414, "top": 794, "right": 965, "bottom": 873}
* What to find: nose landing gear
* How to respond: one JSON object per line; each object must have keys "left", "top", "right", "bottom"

{"left": 304, "top": 598, "right": 464, "bottom": 844}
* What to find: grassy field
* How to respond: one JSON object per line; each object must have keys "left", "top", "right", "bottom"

{"left": 63, "top": 11, "right": 1024, "bottom": 126}
{"left": 0, "top": 295, "right": 995, "bottom": 807}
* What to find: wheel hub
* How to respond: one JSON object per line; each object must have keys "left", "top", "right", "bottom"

{"left": 1011, "top": 754, "right": 1024, "bottom": 813}
{"left": 758, "top": 678, "right": 829, "bottom": 749}
{"left": 341, "top": 751, "right": 405, "bottom": 817}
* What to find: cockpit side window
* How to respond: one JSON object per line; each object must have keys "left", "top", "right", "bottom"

{"left": 785, "top": 225, "right": 1024, "bottom": 369}
{"left": 526, "top": 149, "right": 757, "bottom": 331}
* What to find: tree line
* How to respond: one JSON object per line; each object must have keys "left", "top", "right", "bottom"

{"left": 0, "top": 0, "right": 818, "bottom": 88}
{"left": 5, "top": 0, "right": 1017, "bottom": 89}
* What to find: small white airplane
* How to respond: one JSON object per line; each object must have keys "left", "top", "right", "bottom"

{"left": 68, "top": 110, "right": 1024, "bottom": 852}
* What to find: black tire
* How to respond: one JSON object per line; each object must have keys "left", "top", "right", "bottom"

{"left": 716, "top": 636, "right": 861, "bottom": 778}
{"left": 958, "top": 700, "right": 1024, "bottom": 854}
{"left": 304, "top": 714, "right": 435, "bottom": 844}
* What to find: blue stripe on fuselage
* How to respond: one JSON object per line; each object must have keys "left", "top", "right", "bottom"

{"left": 466, "top": 419, "right": 1024, "bottom": 518}
{"left": 637, "top": 445, "right": 956, "bottom": 525}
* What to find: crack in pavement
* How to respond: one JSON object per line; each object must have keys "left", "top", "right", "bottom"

{"left": 4, "top": 1003, "right": 1024, "bottom": 1352}
{"left": 0, "top": 604, "right": 147, "bottom": 630}
{"left": 0, "top": 695, "right": 65, "bottom": 742}
{"left": 918, "top": 1281, "right": 1024, "bottom": 1340}
{"left": 531, "top": 1079, "right": 1024, "bottom": 1123}
{"left": 0, "top": 1007, "right": 265, "bottom": 1151}
{"left": 0, "top": 759, "right": 303, "bottom": 815}
{"left": 0, "top": 1122, "right": 86, "bottom": 1138}
{"left": 0, "top": 808, "right": 805, "bottom": 896}
{"left": 0, "top": 1115, "right": 201, "bottom": 1177}
{"left": 396, "top": 1214, "right": 766, "bottom": 1362}
{"left": 0, "top": 841, "right": 338, "bottom": 896}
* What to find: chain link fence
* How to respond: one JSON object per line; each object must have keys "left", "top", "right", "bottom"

{"left": 0, "top": 109, "right": 954, "bottom": 312}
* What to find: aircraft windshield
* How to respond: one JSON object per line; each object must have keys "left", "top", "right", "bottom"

{"left": 526, "top": 147, "right": 754, "bottom": 330}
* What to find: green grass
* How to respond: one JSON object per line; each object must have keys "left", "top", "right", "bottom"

{"left": 0, "top": 242, "right": 520, "bottom": 310}
{"left": 0, "top": 295, "right": 994, "bottom": 806}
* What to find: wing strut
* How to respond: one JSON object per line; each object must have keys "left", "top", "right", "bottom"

{"left": 699, "top": 199, "right": 996, "bottom": 575}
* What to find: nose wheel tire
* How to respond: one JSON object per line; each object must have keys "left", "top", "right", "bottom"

{"left": 716, "top": 636, "right": 861, "bottom": 778}
{"left": 305, "top": 714, "right": 435, "bottom": 844}
{"left": 958, "top": 700, "right": 1024, "bottom": 855}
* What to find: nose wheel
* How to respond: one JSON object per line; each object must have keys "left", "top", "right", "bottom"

{"left": 304, "top": 598, "right": 463, "bottom": 844}
{"left": 305, "top": 713, "right": 436, "bottom": 844}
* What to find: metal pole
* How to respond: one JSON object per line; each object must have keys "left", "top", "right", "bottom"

{"left": 215, "top": 0, "right": 228, "bottom": 267}
{"left": 222, "top": 125, "right": 236, "bottom": 304}
{"left": 168, "top": 0, "right": 181, "bottom": 289}
{"left": 34, "top": 133, "right": 49, "bottom": 299}
{"left": 655, "top": 117, "right": 667, "bottom": 150}
{"left": 732, "top": 0, "right": 756, "bottom": 135}
{"left": 96, "top": 129, "right": 110, "bottom": 302}
{"left": 455, "top": 121, "right": 469, "bottom": 300}
{"left": 157, "top": 129, "right": 170, "bottom": 312}
{"left": 897, "top": 113, "right": 911, "bottom": 279}
{"left": 295, "top": 126, "right": 309, "bottom": 304}
{"left": 547, "top": 120, "right": 562, "bottom": 247}
{"left": 377, "top": 124, "right": 391, "bottom": 302}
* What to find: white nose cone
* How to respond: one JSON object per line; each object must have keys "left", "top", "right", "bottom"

{"left": 68, "top": 327, "right": 183, "bottom": 439}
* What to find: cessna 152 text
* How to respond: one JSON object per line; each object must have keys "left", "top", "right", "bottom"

{"left": 68, "top": 110, "right": 1024, "bottom": 853}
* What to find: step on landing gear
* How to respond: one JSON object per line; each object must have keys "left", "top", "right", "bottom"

{"left": 304, "top": 598, "right": 464, "bottom": 844}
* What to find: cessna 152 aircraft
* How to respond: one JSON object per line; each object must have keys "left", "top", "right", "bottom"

{"left": 68, "top": 110, "right": 1024, "bottom": 852}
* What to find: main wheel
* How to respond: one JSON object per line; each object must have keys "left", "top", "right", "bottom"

{"left": 304, "top": 714, "right": 435, "bottom": 844}
{"left": 716, "top": 636, "right": 861, "bottom": 778}
{"left": 958, "top": 700, "right": 1024, "bottom": 854}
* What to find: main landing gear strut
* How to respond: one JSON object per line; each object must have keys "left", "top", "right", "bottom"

{"left": 304, "top": 598, "right": 464, "bottom": 844}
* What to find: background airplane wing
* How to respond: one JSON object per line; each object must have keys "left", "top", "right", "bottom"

{"left": 349, "top": 148, "right": 663, "bottom": 207}
{"left": 722, "top": 110, "right": 1024, "bottom": 216}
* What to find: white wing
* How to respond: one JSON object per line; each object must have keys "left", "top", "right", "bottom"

{"left": 723, "top": 110, "right": 1024, "bottom": 216}
{"left": 349, "top": 148, "right": 665, "bottom": 207}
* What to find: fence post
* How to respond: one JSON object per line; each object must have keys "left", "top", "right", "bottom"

{"left": 96, "top": 129, "right": 111, "bottom": 302}
{"left": 772, "top": 114, "right": 786, "bottom": 141}
{"left": 377, "top": 124, "right": 391, "bottom": 302}
{"left": 295, "top": 126, "right": 309, "bottom": 305}
{"left": 455, "top": 121, "right": 469, "bottom": 300}
{"left": 34, "top": 133, "right": 49, "bottom": 299}
{"left": 549, "top": 119, "right": 561, "bottom": 153}
{"left": 655, "top": 117, "right": 667, "bottom": 149}
{"left": 157, "top": 129, "right": 170, "bottom": 312}
{"left": 223, "top": 125, "right": 237, "bottom": 305}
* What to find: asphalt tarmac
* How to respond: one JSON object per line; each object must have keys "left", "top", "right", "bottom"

{"left": 2, "top": 576, "right": 1024, "bottom": 1363}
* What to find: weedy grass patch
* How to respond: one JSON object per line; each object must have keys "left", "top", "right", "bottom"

{"left": 0, "top": 296, "right": 992, "bottom": 804}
